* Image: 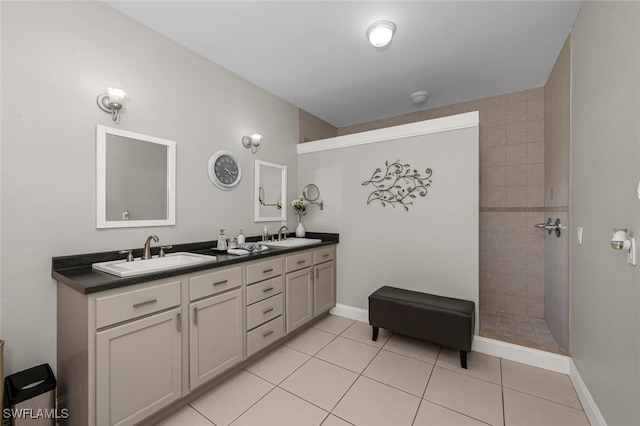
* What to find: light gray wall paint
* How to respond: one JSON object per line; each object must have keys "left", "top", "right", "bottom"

{"left": 571, "top": 2, "right": 640, "bottom": 424}
{"left": 298, "top": 126, "right": 479, "bottom": 326}
{"left": 1, "top": 1, "right": 298, "bottom": 375}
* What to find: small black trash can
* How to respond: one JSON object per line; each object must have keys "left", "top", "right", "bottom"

{"left": 4, "top": 364, "right": 57, "bottom": 426}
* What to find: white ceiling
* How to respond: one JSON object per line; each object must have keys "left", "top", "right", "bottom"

{"left": 105, "top": 1, "right": 582, "bottom": 128}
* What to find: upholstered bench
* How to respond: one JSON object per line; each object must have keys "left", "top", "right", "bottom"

{"left": 368, "top": 286, "right": 475, "bottom": 368}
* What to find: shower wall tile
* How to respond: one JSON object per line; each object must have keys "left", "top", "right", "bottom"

{"left": 527, "top": 142, "right": 545, "bottom": 164}
{"left": 506, "top": 295, "right": 527, "bottom": 316}
{"left": 506, "top": 187, "right": 528, "bottom": 207}
{"left": 485, "top": 125, "right": 506, "bottom": 146}
{"left": 486, "top": 146, "right": 506, "bottom": 167}
{"left": 506, "top": 165, "right": 528, "bottom": 186}
{"left": 506, "top": 144, "right": 528, "bottom": 165}
{"left": 507, "top": 101, "right": 528, "bottom": 124}
{"left": 528, "top": 120, "right": 545, "bottom": 141}
{"left": 527, "top": 298, "right": 545, "bottom": 318}
{"left": 506, "top": 122, "right": 528, "bottom": 145}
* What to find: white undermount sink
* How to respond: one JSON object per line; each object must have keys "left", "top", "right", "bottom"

{"left": 261, "top": 238, "right": 323, "bottom": 249}
{"left": 92, "top": 252, "right": 217, "bottom": 277}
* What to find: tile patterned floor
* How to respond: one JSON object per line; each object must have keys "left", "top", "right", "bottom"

{"left": 479, "top": 310, "right": 567, "bottom": 355}
{"left": 156, "top": 315, "right": 589, "bottom": 426}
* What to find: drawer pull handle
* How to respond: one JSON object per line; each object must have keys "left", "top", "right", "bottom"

{"left": 133, "top": 299, "right": 157, "bottom": 308}
{"left": 263, "top": 268, "right": 274, "bottom": 273}
{"left": 323, "top": 254, "right": 330, "bottom": 257}
{"left": 213, "top": 279, "right": 228, "bottom": 286}
{"left": 263, "top": 287, "right": 274, "bottom": 293}
{"left": 193, "top": 307, "right": 198, "bottom": 326}
{"left": 297, "top": 260, "right": 306, "bottom": 264}
{"left": 262, "top": 330, "right": 274, "bottom": 337}
{"left": 177, "top": 313, "right": 181, "bottom": 332}
{"left": 263, "top": 307, "right": 274, "bottom": 314}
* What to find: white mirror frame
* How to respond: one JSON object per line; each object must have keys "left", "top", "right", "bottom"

{"left": 96, "top": 125, "right": 176, "bottom": 228}
{"left": 254, "top": 160, "right": 287, "bottom": 222}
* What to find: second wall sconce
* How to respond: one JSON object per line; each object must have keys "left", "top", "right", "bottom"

{"left": 242, "top": 133, "right": 262, "bottom": 154}
{"left": 611, "top": 228, "right": 636, "bottom": 266}
{"left": 97, "top": 87, "right": 128, "bottom": 122}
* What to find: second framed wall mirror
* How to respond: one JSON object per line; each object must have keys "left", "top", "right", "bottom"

{"left": 254, "top": 160, "right": 287, "bottom": 222}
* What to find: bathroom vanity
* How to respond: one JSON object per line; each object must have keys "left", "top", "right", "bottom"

{"left": 53, "top": 235, "right": 337, "bottom": 426}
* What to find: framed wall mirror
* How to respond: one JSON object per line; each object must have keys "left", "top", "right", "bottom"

{"left": 254, "top": 160, "right": 287, "bottom": 222}
{"left": 96, "top": 125, "right": 176, "bottom": 228}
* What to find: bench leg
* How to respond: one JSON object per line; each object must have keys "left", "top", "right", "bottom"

{"left": 460, "top": 350, "right": 468, "bottom": 369}
{"left": 372, "top": 326, "right": 379, "bottom": 341}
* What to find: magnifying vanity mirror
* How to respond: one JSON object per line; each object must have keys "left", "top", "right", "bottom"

{"left": 303, "top": 183, "right": 324, "bottom": 210}
{"left": 96, "top": 125, "right": 176, "bottom": 228}
{"left": 254, "top": 160, "right": 287, "bottom": 222}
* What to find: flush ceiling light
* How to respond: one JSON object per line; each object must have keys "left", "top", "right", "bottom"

{"left": 366, "top": 20, "right": 396, "bottom": 48}
{"left": 410, "top": 90, "right": 429, "bottom": 105}
{"left": 97, "top": 87, "right": 128, "bottom": 122}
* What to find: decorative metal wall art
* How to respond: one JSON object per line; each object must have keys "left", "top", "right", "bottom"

{"left": 362, "top": 160, "right": 433, "bottom": 211}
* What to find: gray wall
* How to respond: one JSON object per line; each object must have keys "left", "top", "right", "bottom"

{"left": 570, "top": 2, "right": 640, "bottom": 424}
{"left": 298, "top": 124, "right": 479, "bottom": 326}
{"left": 543, "top": 36, "right": 570, "bottom": 352}
{"left": 1, "top": 1, "right": 298, "bottom": 375}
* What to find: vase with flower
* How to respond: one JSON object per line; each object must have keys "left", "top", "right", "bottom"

{"left": 291, "top": 196, "right": 308, "bottom": 237}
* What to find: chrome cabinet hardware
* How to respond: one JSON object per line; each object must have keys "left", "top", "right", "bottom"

{"left": 262, "top": 330, "right": 274, "bottom": 337}
{"left": 263, "top": 287, "right": 274, "bottom": 293}
{"left": 133, "top": 299, "right": 157, "bottom": 308}
{"left": 262, "top": 307, "right": 274, "bottom": 314}
{"left": 213, "top": 279, "right": 228, "bottom": 286}
{"left": 177, "top": 313, "right": 181, "bottom": 332}
{"left": 193, "top": 307, "right": 198, "bottom": 325}
{"left": 263, "top": 268, "right": 274, "bottom": 273}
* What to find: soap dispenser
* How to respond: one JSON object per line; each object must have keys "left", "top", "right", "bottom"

{"left": 217, "top": 229, "right": 227, "bottom": 250}
{"left": 237, "top": 229, "right": 245, "bottom": 244}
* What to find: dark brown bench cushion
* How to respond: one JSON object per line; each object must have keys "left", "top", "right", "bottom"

{"left": 369, "top": 286, "right": 475, "bottom": 367}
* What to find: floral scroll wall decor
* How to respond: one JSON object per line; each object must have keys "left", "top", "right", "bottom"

{"left": 362, "top": 160, "right": 433, "bottom": 211}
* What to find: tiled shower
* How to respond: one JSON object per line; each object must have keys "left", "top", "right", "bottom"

{"left": 300, "top": 46, "right": 571, "bottom": 355}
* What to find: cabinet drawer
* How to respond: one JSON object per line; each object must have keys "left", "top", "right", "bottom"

{"left": 247, "top": 316, "right": 284, "bottom": 357}
{"left": 246, "top": 276, "right": 283, "bottom": 305}
{"left": 247, "top": 294, "right": 283, "bottom": 331}
{"left": 95, "top": 280, "right": 181, "bottom": 329}
{"left": 285, "top": 251, "right": 313, "bottom": 273}
{"left": 314, "top": 246, "right": 335, "bottom": 264}
{"left": 246, "top": 258, "right": 282, "bottom": 284}
{"left": 190, "top": 266, "right": 242, "bottom": 301}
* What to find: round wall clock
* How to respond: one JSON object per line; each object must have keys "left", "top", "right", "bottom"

{"left": 208, "top": 150, "right": 242, "bottom": 190}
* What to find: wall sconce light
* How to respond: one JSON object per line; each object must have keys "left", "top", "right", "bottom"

{"left": 366, "top": 20, "right": 396, "bottom": 48}
{"left": 611, "top": 228, "right": 636, "bottom": 265}
{"left": 242, "top": 133, "right": 262, "bottom": 154}
{"left": 97, "top": 87, "right": 128, "bottom": 122}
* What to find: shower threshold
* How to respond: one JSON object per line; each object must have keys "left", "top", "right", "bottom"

{"left": 479, "top": 310, "right": 568, "bottom": 356}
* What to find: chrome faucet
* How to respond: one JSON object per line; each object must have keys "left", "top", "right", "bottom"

{"left": 142, "top": 235, "right": 159, "bottom": 260}
{"left": 277, "top": 225, "right": 289, "bottom": 241}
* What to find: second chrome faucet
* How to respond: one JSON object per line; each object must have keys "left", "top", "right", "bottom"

{"left": 142, "top": 235, "right": 159, "bottom": 260}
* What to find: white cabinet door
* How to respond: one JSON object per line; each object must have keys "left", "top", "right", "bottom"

{"left": 189, "top": 288, "right": 243, "bottom": 390}
{"left": 285, "top": 267, "right": 313, "bottom": 333}
{"left": 314, "top": 260, "right": 336, "bottom": 316}
{"left": 96, "top": 308, "right": 182, "bottom": 426}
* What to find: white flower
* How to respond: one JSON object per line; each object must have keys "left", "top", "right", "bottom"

{"left": 291, "top": 196, "right": 308, "bottom": 217}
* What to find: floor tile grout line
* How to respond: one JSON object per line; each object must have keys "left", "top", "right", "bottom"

{"left": 502, "top": 386, "right": 586, "bottom": 412}
{"left": 419, "top": 399, "right": 495, "bottom": 426}
{"left": 185, "top": 404, "right": 218, "bottom": 426}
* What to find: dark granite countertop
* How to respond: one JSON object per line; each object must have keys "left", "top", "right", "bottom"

{"left": 52, "top": 232, "right": 339, "bottom": 294}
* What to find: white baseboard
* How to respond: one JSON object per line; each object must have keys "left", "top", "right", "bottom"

{"left": 330, "top": 303, "right": 604, "bottom": 424}
{"left": 570, "top": 359, "right": 607, "bottom": 426}
{"left": 471, "top": 335, "right": 570, "bottom": 374}
{"left": 330, "top": 303, "right": 368, "bottom": 322}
